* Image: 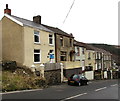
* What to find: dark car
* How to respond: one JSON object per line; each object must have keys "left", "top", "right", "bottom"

{"left": 68, "top": 74, "right": 89, "bottom": 86}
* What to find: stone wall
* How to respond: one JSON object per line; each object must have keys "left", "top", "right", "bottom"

{"left": 44, "top": 69, "right": 61, "bottom": 85}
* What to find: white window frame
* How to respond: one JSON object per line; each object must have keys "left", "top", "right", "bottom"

{"left": 34, "top": 30, "right": 40, "bottom": 44}
{"left": 49, "top": 34, "right": 54, "bottom": 45}
{"left": 34, "top": 49, "right": 41, "bottom": 63}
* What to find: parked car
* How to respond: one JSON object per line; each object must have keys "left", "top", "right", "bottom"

{"left": 68, "top": 74, "right": 89, "bottom": 86}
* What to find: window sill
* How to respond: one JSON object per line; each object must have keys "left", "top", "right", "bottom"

{"left": 34, "top": 62, "right": 41, "bottom": 64}
{"left": 34, "top": 42, "right": 41, "bottom": 45}
{"left": 49, "top": 44, "right": 54, "bottom": 46}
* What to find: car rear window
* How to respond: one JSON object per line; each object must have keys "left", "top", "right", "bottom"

{"left": 73, "top": 75, "right": 79, "bottom": 79}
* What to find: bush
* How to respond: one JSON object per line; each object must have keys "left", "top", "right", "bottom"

{"left": 2, "top": 61, "right": 17, "bottom": 71}
{"left": 2, "top": 71, "right": 47, "bottom": 92}
{"left": 35, "top": 78, "right": 47, "bottom": 88}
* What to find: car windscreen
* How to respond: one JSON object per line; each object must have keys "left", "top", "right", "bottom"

{"left": 78, "top": 75, "right": 87, "bottom": 79}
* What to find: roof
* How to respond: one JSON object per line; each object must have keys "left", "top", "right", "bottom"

{"left": 42, "top": 24, "right": 74, "bottom": 38}
{"left": 74, "top": 40, "right": 95, "bottom": 50}
{"left": 4, "top": 14, "right": 74, "bottom": 37}
{"left": 4, "top": 14, "right": 53, "bottom": 33}
{"left": 87, "top": 44, "right": 112, "bottom": 55}
{"left": 74, "top": 40, "right": 112, "bottom": 55}
{"left": 74, "top": 40, "right": 86, "bottom": 48}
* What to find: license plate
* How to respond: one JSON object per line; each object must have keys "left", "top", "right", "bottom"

{"left": 70, "top": 81, "right": 74, "bottom": 83}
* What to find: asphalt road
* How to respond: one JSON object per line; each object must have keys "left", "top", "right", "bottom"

{"left": 1, "top": 79, "right": 119, "bottom": 101}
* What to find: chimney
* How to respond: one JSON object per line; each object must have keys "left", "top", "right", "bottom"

{"left": 4, "top": 4, "right": 11, "bottom": 15}
{"left": 33, "top": 15, "right": 41, "bottom": 24}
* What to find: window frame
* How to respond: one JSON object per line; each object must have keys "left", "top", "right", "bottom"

{"left": 60, "top": 51, "right": 67, "bottom": 61}
{"left": 34, "top": 49, "right": 41, "bottom": 63}
{"left": 70, "top": 38, "right": 72, "bottom": 47}
{"left": 49, "top": 34, "right": 54, "bottom": 45}
{"left": 77, "top": 47, "right": 80, "bottom": 56}
{"left": 82, "top": 47, "right": 85, "bottom": 54}
{"left": 34, "top": 30, "right": 40, "bottom": 44}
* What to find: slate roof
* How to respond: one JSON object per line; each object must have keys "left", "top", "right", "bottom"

{"left": 87, "top": 44, "right": 112, "bottom": 55}
{"left": 42, "top": 24, "right": 74, "bottom": 38}
{"left": 10, "top": 15, "right": 53, "bottom": 33}
{"left": 8, "top": 15, "right": 73, "bottom": 38}
{"left": 74, "top": 40, "right": 86, "bottom": 48}
{"left": 74, "top": 40, "right": 112, "bottom": 55}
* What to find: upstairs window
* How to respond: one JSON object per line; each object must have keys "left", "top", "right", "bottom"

{"left": 70, "top": 39, "right": 72, "bottom": 47}
{"left": 34, "top": 49, "right": 40, "bottom": 63}
{"left": 60, "top": 36, "right": 63, "bottom": 46}
{"left": 82, "top": 47, "right": 85, "bottom": 54}
{"left": 34, "top": 30, "right": 40, "bottom": 43}
{"left": 76, "top": 47, "right": 80, "bottom": 56}
{"left": 88, "top": 52, "right": 91, "bottom": 59}
{"left": 49, "top": 34, "right": 53, "bottom": 45}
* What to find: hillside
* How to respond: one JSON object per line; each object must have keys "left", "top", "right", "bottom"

{"left": 89, "top": 43, "right": 120, "bottom": 66}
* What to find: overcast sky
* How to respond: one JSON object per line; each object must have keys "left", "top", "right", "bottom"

{"left": 0, "top": 0, "right": 119, "bottom": 45}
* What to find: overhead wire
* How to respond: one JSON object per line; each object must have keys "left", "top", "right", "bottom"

{"left": 63, "top": 0, "right": 76, "bottom": 24}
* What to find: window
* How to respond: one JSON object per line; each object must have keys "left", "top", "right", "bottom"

{"left": 77, "top": 47, "right": 80, "bottom": 56}
{"left": 49, "top": 50, "right": 54, "bottom": 59}
{"left": 60, "top": 36, "right": 63, "bottom": 46}
{"left": 34, "top": 30, "right": 40, "bottom": 43}
{"left": 99, "top": 53, "right": 101, "bottom": 59}
{"left": 49, "top": 50, "right": 53, "bottom": 54}
{"left": 88, "top": 52, "right": 91, "bottom": 59}
{"left": 49, "top": 34, "right": 53, "bottom": 45}
{"left": 70, "top": 39, "right": 72, "bottom": 47}
{"left": 60, "top": 51, "right": 66, "bottom": 61}
{"left": 34, "top": 49, "right": 40, "bottom": 63}
{"left": 82, "top": 47, "right": 85, "bottom": 54}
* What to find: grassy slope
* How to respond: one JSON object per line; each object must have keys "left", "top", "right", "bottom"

{"left": 2, "top": 67, "right": 47, "bottom": 92}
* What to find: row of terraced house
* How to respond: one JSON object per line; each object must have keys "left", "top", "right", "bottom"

{"left": 0, "top": 4, "right": 117, "bottom": 81}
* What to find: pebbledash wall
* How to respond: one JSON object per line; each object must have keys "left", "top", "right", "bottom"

{"left": 1, "top": 15, "right": 55, "bottom": 68}
{"left": 2, "top": 16, "right": 24, "bottom": 66}
{"left": 0, "top": 20, "right": 2, "bottom": 61}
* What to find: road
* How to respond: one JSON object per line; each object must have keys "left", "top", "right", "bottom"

{"left": 2, "top": 79, "right": 119, "bottom": 101}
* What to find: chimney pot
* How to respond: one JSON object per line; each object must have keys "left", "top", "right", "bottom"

{"left": 6, "top": 4, "right": 8, "bottom": 9}
{"left": 4, "top": 4, "right": 11, "bottom": 15}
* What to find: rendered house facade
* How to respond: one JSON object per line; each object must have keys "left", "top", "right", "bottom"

{"left": 1, "top": 5, "right": 56, "bottom": 68}
{"left": 74, "top": 40, "right": 86, "bottom": 71}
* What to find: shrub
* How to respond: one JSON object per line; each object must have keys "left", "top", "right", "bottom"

{"left": 2, "top": 71, "right": 47, "bottom": 92}
{"left": 2, "top": 61, "right": 17, "bottom": 71}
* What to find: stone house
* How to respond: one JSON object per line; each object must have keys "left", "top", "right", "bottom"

{"left": 42, "top": 25, "right": 81, "bottom": 78}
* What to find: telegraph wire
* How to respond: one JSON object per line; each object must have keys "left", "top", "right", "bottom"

{"left": 63, "top": 0, "right": 76, "bottom": 24}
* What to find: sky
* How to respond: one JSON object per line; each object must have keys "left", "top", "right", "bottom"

{"left": 0, "top": 0, "right": 119, "bottom": 45}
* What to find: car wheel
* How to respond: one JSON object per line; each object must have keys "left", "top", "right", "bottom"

{"left": 85, "top": 81, "right": 88, "bottom": 85}
{"left": 68, "top": 81, "right": 70, "bottom": 85}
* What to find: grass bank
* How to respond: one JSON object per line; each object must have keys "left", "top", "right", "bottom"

{"left": 2, "top": 67, "right": 48, "bottom": 92}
